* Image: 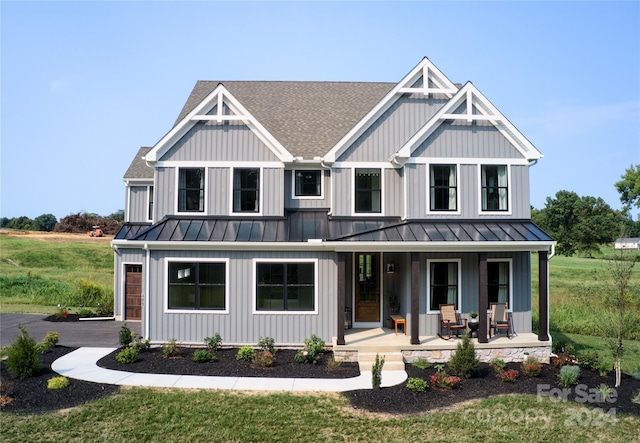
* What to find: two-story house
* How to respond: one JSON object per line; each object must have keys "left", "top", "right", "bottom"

{"left": 112, "top": 58, "right": 555, "bottom": 363}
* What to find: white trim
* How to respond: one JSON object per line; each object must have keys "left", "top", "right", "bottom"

{"left": 426, "top": 258, "right": 462, "bottom": 314}
{"left": 352, "top": 252, "right": 384, "bottom": 329}
{"left": 124, "top": 178, "right": 154, "bottom": 184}
{"left": 406, "top": 157, "right": 530, "bottom": 166}
{"left": 290, "top": 169, "right": 324, "bottom": 200}
{"left": 163, "top": 257, "right": 230, "bottom": 314}
{"left": 156, "top": 160, "right": 284, "bottom": 169}
{"left": 252, "top": 258, "right": 319, "bottom": 315}
{"left": 333, "top": 161, "right": 398, "bottom": 169}
{"left": 477, "top": 164, "right": 512, "bottom": 216}
{"left": 325, "top": 57, "right": 458, "bottom": 163}
{"left": 125, "top": 183, "right": 131, "bottom": 223}
{"left": 352, "top": 167, "right": 385, "bottom": 216}
{"left": 230, "top": 166, "right": 263, "bottom": 216}
{"left": 487, "top": 258, "right": 513, "bottom": 312}
{"left": 426, "top": 163, "right": 461, "bottom": 216}
{"left": 145, "top": 84, "right": 293, "bottom": 163}
{"left": 174, "top": 167, "right": 208, "bottom": 215}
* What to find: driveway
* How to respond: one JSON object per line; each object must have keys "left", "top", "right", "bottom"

{"left": 1, "top": 313, "right": 133, "bottom": 347}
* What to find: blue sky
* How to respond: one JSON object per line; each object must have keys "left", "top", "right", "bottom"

{"left": 2, "top": 1, "right": 639, "bottom": 221}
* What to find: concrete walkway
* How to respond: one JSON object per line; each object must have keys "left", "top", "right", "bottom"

{"left": 52, "top": 347, "right": 408, "bottom": 392}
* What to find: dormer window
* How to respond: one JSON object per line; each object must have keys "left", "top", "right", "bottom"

{"left": 355, "top": 168, "right": 381, "bottom": 213}
{"left": 481, "top": 165, "right": 508, "bottom": 211}
{"left": 233, "top": 168, "right": 260, "bottom": 213}
{"left": 430, "top": 165, "right": 457, "bottom": 211}
{"left": 294, "top": 170, "right": 321, "bottom": 197}
{"left": 178, "top": 168, "right": 204, "bottom": 212}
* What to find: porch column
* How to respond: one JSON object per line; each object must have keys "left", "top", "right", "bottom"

{"left": 410, "top": 252, "right": 420, "bottom": 345}
{"left": 478, "top": 252, "right": 488, "bottom": 343}
{"left": 337, "top": 252, "right": 346, "bottom": 345}
{"left": 538, "top": 250, "right": 550, "bottom": 341}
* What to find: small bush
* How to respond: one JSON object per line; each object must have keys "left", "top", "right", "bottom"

{"left": 115, "top": 346, "right": 139, "bottom": 364}
{"left": 162, "top": 339, "right": 180, "bottom": 358}
{"left": 553, "top": 353, "right": 577, "bottom": 369}
{"left": 204, "top": 333, "right": 223, "bottom": 352}
{"left": 430, "top": 365, "right": 461, "bottom": 390}
{"left": 497, "top": 368, "right": 519, "bottom": 383}
{"left": 257, "top": 336, "right": 275, "bottom": 354}
{"left": 372, "top": 353, "right": 385, "bottom": 390}
{"left": 577, "top": 350, "right": 601, "bottom": 371}
{"left": 558, "top": 365, "right": 580, "bottom": 387}
{"left": 406, "top": 377, "right": 428, "bottom": 393}
{"left": 47, "top": 376, "right": 70, "bottom": 390}
{"left": 192, "top": 349, "right": 217, "bottom": 363}
{"left": 294, "top": 334, "right": 325, "bottom": 364}
{"left": 412, "top": 357, "right": 431, "bottom": 370}
{"left": 236, "top": 346, "right": 255, "bottom": 362}
{"left": 521, "top": 356, "right": 542, "bottom": 377}
{"left": 490, "top": 358, "right": 507, "bottom": 371}
{"left": 447, "top": 332, "right": 479, "bottom": 379}
{"left": 5, "top": 326, "right": 41, "bottom": 379}
{"left": 119, "top": 324, "right": 133, "bottom": 346}
{"left": 77, "top": 308, "right": 95, "bottom": 318}
{"left": 36, "top": 331, "right": 59, "bottom": 354}
{"left": 251, "top": 350, "right": 274, "bottom": 368}
{"left": 633, "top": 371, "right": 640, "bottom": 381}
{"left": 129, "top": 336, "right": 150, "bottom": 353}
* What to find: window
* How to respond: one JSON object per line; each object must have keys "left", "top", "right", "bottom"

{"left": 355, "top": 168, "right": 381, "bottom": 213}
{"left": 233, "top": 168, "right": 260, "bottom": 212}
{"left": 148, "top": 186, "right": 154, "bottom": 221}
{"left": 481, "top": 165, "right": 508, "bottom": 211}
{"left": 178, "top": 168, "right": 204, "bottom": 212}
{"left": 428, "top": 261, "right": 459, "bottom": 311}
{"left": 488, "top": 261, "right": 510, "bottom": 308}
{"left": 256, "top": 262, "right": 315, "bottom": 311}
{"left": 294, "top": 170, "right": 321, "bottom": 197}
{"left": 430, "top": 165, "right": 457, "bottom": 211}
{"left": 168, "top": 262, "right": 225, "bottom": 310}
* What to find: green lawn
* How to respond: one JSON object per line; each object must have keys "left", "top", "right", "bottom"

{"left": 2, "top": 389, "right": 639, "bottom": 442}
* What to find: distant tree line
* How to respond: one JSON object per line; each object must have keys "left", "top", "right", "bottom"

{"left": 1, "top": 210, "right": 124, "bottom": 235}
{"left": 532, "top": 165, "right": 640, "bottom": 256}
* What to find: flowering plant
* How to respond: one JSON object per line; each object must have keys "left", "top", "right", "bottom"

{"left": 429, "top": 366, "right": 461, "bottom": 389}
{"left": 521, "top": 356, "right": 542, "bottom": 377}
{"left": 497, "top": 368, "right": 519, "bottom": 382}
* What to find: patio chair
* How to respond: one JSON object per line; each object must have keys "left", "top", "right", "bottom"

{"left": 438, "top": 304, "right": 467, "bottom": 340}
{"left": 489, "top": 302, "right": 511, "bottom": 338}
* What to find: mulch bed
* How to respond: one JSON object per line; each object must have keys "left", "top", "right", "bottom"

{"left": 2, "top": 347, "right": 639, "bottom": 416}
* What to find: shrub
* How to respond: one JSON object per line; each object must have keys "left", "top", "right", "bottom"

{"left": 372, "top": 353, "right": 385, "bottom": 390}
{"left": 251, "top": 350, "right": 274, "bottom": 368}
{"left": 632, "top": 390, "right": 640, "bottom": 405}
{"left": 294, "top": 334, "right": 326, "bottom": 364}
{"left": 553, "top": 353, "right": 576, "bottom": 369}
{"left": 257, "top": 336, "right": 275, "bottom": 354}
{"left": 204, "top": 333, "right": 223, "bottom": 352}
{"left": 162, "top": 339, "right": 180, "bottom": 358}
{"left": 447, "top": 332, "right": 479, "bottom": 379}
{"left": 47, "top": 376, "right": 70, "bottom": 390}
{"left": 326, "top": 354, "right": 342, "bottom": 371}
{"left": 129, "top": 336, "right": 150, "bottom": 353}
{"left": 116, "top": 346, "right": 139, "bottom": 364}
{"left": 490, "top": 358, "right": 507, "bottom": 371}
{"left": 55, "top": 304, "right": 69, "bottom": 319}
{"left": 119, "top": 324, "right": 133, "bottom": 346}
{"left": 36, "top": 331, "right": 59, "bottom": 354}
{"left": 558, "top": 365, "right": 580, "bottom": 387}
{"left": 577, "top": 350, "right": 601, "bottom": 371}
{"left": 521, "top": 356, "right": 542, "bottom": 377}
{"left": 497, "top": 368, "right": 519, "bottom": 383}
{"left": 77, "top": 308, "right": 95, "bottom": 318}
{"left": 5, "top": 326, "right": 41, "bottom": 379}
{"left": 633, "top": 371, "right": 640, "bottom": 381}
{"left": 412, "top": 357, "right": 431, "bottom": 370}
{"left": 236, "top": 346, "right": 255, "bottom": 361}
{"left": 430, "top": 365, "right": 461, "bottom": 390}
{"left": 192, "top": 349, "right": 217, "bottom": 363}
{"left": 406, "top": 377, "right": 428, "bottom": 393}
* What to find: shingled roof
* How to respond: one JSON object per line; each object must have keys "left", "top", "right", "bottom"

{"left": 123, "top": 146, "right": 153, "bottom": 179}
{"left": 174, "top": 81, "right": 395, "bottom": 159}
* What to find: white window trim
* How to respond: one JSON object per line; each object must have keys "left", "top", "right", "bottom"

{"left": 426, "top": 163, "right": 461, "bottom": 216}
{"left": 252, "top": 258, "right": 319, "bottom": 315}
{"left": 230, "top": 166, "right": 263, "bottom": 216}
{"left": 487, "top": 258, "right": 513, "bottom": 313}
{"left": 163, "top": 258, "right": 230, "bottom": 314}
{"left": 174, "top": 167, "right": 208, "bottom": 215}
{"left": 478, "top": 164, "right": 512, "bottom": 216}
{"left": 426, "top": 258, "right": 462, "bottom": 314}
{"left": 352, "top": 167, "right": 385, "bottom": 216}
{"left": 291, "top": 169, "right": 324, "bottom": 200}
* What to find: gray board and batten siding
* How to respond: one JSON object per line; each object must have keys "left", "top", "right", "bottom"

{"left": 127, "top": 186, "right": 150, "bottom": 223}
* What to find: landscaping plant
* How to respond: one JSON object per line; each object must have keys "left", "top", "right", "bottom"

{"left": 406, "top": 377, "right": 428, "bottom": 393}
{"left": 119, "top": 323, "right": 133, "bottom": 346}
{"left": 47, "top": 376, "right": 69, "bottom": 390}
{"left": 294, "top": 334, "right": 325, "bottom": 364}
{"left": 430, "top": 364, "right": 461, "bottom": 390}
{"left": 447, "top": 332, "right": 479, "bottom": 378}
{"left": 236, "top": 346, "right": 255, "bottom": 362}
{"left": 115, "top": 346, "right": 139, "bottom": 364}
{"left": 192, "top": 349, "right": 217, "bottom": 363}
{"left": 521, "top": 356, "right": 543, "bottom": 377}
{"left": 162, "top": 339, "right": 180, "bottom": 358}
{"left": 412, "top": 357, "right": 431, "bottom": 370}
{"left": 36, "top": 331, "right": 59, "bottom": 354}
{"left": 372, "top": 353, "right": 385, "bottom": 390}
{"left": 251, "top": 350, "right": 274, "bottom": 368}
{"left": 204, "top": 333, "right": 223, "bottom": 352}
{"left": 5, "top": 325, "right": 41, "bottom": 379}
{"left": 497, "top": 368, "right": 519, "bottom": 383}
{"left": 558, "top": 365, "right": 581, "bottom": 387}
{"left": 257, "top": 336, "right": 275, "bottom": 354}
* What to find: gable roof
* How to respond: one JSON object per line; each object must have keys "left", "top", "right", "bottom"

{"left": 123, "top": 146, "right": 153, "bottom": 180}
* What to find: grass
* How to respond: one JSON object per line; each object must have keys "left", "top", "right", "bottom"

{"left": 1, "top": 389, "right": 639, "bottom": 442}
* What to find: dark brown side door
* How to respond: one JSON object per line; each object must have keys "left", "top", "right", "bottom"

{"left": 125, "top": 265, "right": 142, "bottom": 320}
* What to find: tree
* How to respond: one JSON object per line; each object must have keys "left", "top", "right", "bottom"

{"left": 615, "top": 164, "right": 640, "bottom": 213}
{"left": 33, "top": 214, "right": 57, "bottom": 232}
{"left": 7, "top": 216, "right": 35, "bottom": 231}
{"left": 107, "top": 210, "right": 125, "bottom": 223}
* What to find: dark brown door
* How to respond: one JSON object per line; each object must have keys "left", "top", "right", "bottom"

{"left": 355, "top": 253, "right": 380, "bottom": 323}
{"left": 125, "top": 265, "right": 142, "bottom": 320}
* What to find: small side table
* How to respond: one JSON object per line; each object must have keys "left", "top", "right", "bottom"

{"left": 390, "top": 315, "right": 406, "bottom": 335}
{"left": 468, "top": 321, "right": 479, "bottom": 338}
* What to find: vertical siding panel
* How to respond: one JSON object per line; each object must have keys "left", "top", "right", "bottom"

{"left": 263, "top": 168, "right": 284, "bottom": 216}
{"left": 155, "top": 167, "right": 175, "bottom": 217}
{"left": 332, "top": 168, "right": 351, "bottom": 216}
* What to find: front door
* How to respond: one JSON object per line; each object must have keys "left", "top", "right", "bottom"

{"left": 355, "top": 253, "right": 381, "bottom": 325}
{"left": 125, "top": 265, "right": 142, "bottom": 320}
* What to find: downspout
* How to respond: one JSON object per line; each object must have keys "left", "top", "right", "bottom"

{"left": 143, "top": 243, "right": 150, "bottom": 340}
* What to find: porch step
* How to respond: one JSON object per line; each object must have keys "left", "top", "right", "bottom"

{"left": 357, "top": 351, "right": 405, "bottom": 371}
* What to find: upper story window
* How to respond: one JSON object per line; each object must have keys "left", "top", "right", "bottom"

{"left": 428, "top": 260, "right": 460, "bottom": 312}
{"left": 168, "top": 261, "right": 226, "bottom": 311}
{"left": 481, "top": 165, "right": 508, "bottom": 211}
{"left": 355, "top": 168, "right": 381, "bottom": 213}
{"left": 294, "top": 170, "right": 322, "bottom": 197}
{"left": 233, "top": 168, "right": 260, "bottom": 213}
{"left": 178, "top": 168, "right": 204, "bottom": 212}
{"left": 430, "top": 165, "right": 457, "bottom": 211}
